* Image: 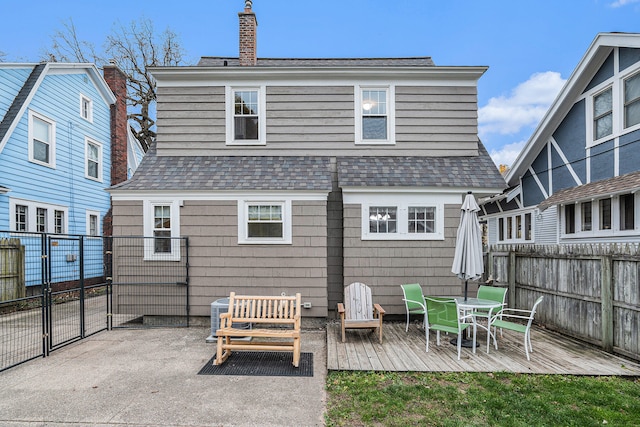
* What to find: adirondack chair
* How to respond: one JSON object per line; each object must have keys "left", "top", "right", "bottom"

{"left": 337, "top": 282, "right": 385, "bottom": 343}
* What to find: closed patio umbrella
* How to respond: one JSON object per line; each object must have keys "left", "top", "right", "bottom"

{"left": 451, "top": 191, "right": 484, "bottom": 301}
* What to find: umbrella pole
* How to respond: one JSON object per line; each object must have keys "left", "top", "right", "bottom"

{"left": 464, "top": 280, "right": 468, "bottom": 301}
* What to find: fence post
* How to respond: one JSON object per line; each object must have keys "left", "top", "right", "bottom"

{"left": 508, "top": 248, "right": 516, "bottom": 308}
{"left": 601, "top": 255, "right": 613, "bottom": 352}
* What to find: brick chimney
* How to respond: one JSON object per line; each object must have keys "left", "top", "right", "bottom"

{"left": 103, "top": 63, "right": 128, "bottom": 186}
{"left": 239, "top": 0, "right": 258, "bottom": 66}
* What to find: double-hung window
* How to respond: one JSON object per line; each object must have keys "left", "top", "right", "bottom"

{"left": 86, "top": 210, "right": 100, "bottom": 236}
{"left": 227, "top": 87, "right": 265, "bottom": 145}
{"left": 356, "top": 85, "right": 394, "bottom": 144}
{"left": 85, "top": 138, "right": 102, "bottom": 181}
{"left": 28, "top": 111, "right": 56, "bottom": 167}
{"left": 593, "top": 87, "right": 613, "bottom": 141}
{"left": 143, "top": 200, "right": 181, "bottom": 260}
{"left": 238, "top": 200, "right": 292, "bottom": 244}
{"left": 624, "top": 71, "right": 640, "bottom": 129}
{"left": 80, "top": 94, "right": 93, "bottom": 122}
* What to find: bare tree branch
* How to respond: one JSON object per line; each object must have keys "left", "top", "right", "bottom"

{"left": 42, "top": 17, "right": 187, "bottom": 152}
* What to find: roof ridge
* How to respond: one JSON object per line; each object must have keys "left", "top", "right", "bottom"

{"left": 0, "top": 63, "right": 47, "bottom": 144}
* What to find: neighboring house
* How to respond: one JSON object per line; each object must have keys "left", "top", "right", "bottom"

{"left": 481, "top": 33, "right": 640, "bottom": 246}
{"left": 0, "top": 62, "right": 139, "bottom": 288}
{"left": 108, "top": 3, "right": 505, "bottom": 317}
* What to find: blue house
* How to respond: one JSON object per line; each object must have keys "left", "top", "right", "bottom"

{"left": 0, "top": 62, "right": 140, "bottom": 290}
{"left": 481, "top": 33, "right": 640, "bottom": 245}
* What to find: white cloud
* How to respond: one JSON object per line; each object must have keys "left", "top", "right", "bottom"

{"left": 479, "top": 71, "right": 566, "bottom": 137}
{"left": 610, "top": 0, "right": 640, "bottom": 8}
{"left": 489, "top": 140, "right": 527, "bottom": 168}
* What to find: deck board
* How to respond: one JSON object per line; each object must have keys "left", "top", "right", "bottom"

{"left": 327, "top": 321, "right": 640, "bottom": 375}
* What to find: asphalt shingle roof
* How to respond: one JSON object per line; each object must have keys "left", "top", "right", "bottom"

{"left": 538, "top": 170, "right": 640, "bottom": 211}
{"left": 196, "top": 57, "right": 436, "bottom": 67}
{"left": 112, "top": 142, "right": 505, "bottom": 193}
{"left": 337, "top": 141, "right": 505, "bottom": 189}
{"left": 111, "top": 145, "right": 334, "bottom": 192}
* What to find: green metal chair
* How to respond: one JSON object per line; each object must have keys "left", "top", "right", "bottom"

{"left": 474, "top": 285, "right": 508, "bottom": 349}
{"left": 400, "top": 283, "right": 426, "bottom": 332}
{"left": 489, "top": 296, "right": 544, "bottom": 361}
{"left": 424, "top": 297, "right": 476, "bottom": 360}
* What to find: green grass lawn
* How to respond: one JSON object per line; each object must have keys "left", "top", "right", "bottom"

{"left": 325, "top": 371, "right": 640, "bottom": 426}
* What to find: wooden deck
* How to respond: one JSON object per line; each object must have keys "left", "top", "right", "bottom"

{"left": 327, "top": 321, "right": 640, "bottom": 375}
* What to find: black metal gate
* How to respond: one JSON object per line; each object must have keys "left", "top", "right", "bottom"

{"left": 0, "top": 232, "right": 189, "bottom": 372}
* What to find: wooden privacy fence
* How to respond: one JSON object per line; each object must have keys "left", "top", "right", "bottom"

{"left": 0, "top": 238, "right": 25, "bottom": 301}
{"left": 488, "top": 244, "right": 640, "bottom": 362}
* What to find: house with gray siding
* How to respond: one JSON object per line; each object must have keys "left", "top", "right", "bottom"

{"left": 481, "top": 33, "right": 640, "bottom": 246}
{"left": 108, "top": 2, "right": 505, "bottom": 318}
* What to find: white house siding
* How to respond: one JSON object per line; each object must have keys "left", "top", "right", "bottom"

{"left": 112, "top": 198, "right": 329, "bottom": 317}
{"left": 486, "top": 217, "right": 498, "bottom": 246}
{"left": 535, "top": 206, "right": 559, "bottom": 244}
{"left": 342, "top": 202, "right": 465, "bottom": 316}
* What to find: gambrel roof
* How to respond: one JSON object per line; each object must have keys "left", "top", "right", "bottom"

{"left": 0, "top": 62, "right": 116, "bottom": 155}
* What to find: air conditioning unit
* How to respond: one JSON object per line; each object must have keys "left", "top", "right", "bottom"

{"left": 205, "top": 298, "right": 251, "bottom": 342}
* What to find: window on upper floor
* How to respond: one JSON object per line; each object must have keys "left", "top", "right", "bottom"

{"left": 28, "top": 111, "right": 56, "bottom": 168}
{"left": 80, "top": 94, "right": 93, "bottom": 122}
{"left": 237, "top": 200, "right": 292, "bottom": 244}
{"left": 593, "top": 87, "right": 612, "bottom": 141}
{"left": 85, "top": 138, "right": 103, "bottom": 181}
{"left": 143, "top": 200, "right": 181, "bottom": 260}
{"left": 496, "top": 211, "right": 533, "bottom": 243}
{"left": 10, "top": 199, "right": 68, "bottom": 234}
{"left": 624, "top": 71, "right": 640, "bottom": 129}
{"left": 226, "top": 87, "right": 265, "bottom": 145}
{"left": 356, "top": 85, "right": 395, "bottom": 145}
{"left": 562, "top": 193, "right": 638, "bottom": 238}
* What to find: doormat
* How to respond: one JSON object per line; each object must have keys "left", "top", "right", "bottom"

{"left": 198, "top": 351, "right": 313, "bottom": 377}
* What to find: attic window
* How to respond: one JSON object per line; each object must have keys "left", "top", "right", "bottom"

{"left": 624, "top": 71, "right": 640, "bottom": 129}
{"left": 593, "top": 87, "right": 612, "bottom": 141}
{"left": 80, "top": 94, "right": 93, "bottom": 122}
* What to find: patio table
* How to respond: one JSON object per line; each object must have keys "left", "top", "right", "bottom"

{"left": 451, "top": 297, "right": 504, "bottom": 350}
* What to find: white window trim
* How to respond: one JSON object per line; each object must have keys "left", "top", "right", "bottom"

{"left": 79, "top": 94, "right": 93, "bottom": 123}
{"left": 85, "top": 137, "right": 103, "bottom": 182}
{"left": 9, "top": 198, "right": 68, "bottom": 234}
{"left": 584, "top": 59, "right": 640, "bottom": 148}
{"left": 495, "top": 209, "right": 535, "bottom": 243}
{"left": 347, "top": 193, "right": 447, "bottom": 241}
{"left": 86, "top": 210, "right": 101, "bottom": 237}
{"left": 28, "top": 110, "right": 56, "bottom": 168}
{"left": 237, "top": 199, "right": 292, "bottom": 244}
{"left": 559, "top": 193, "right": 640, "bottom": 239}
{"left": 143, "top": 200, "right": 181, "bottom": 261}
{"left": 355, "top": 84, "right": 395, "bottom": 145}
{"left": 225, "top": 86, "right": 266, "bottom": 146}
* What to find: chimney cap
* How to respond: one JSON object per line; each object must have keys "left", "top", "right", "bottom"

{"left": 245, "top": 0, "right": 252, "bottom": 10}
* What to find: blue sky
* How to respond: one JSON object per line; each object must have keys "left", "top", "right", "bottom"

{"left": 2, "top": 0, "right": 640, "bottom": 167}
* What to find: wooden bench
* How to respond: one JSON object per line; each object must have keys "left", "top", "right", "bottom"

{"left": 215, "top": 292, "right": 302, "bottom": 367}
